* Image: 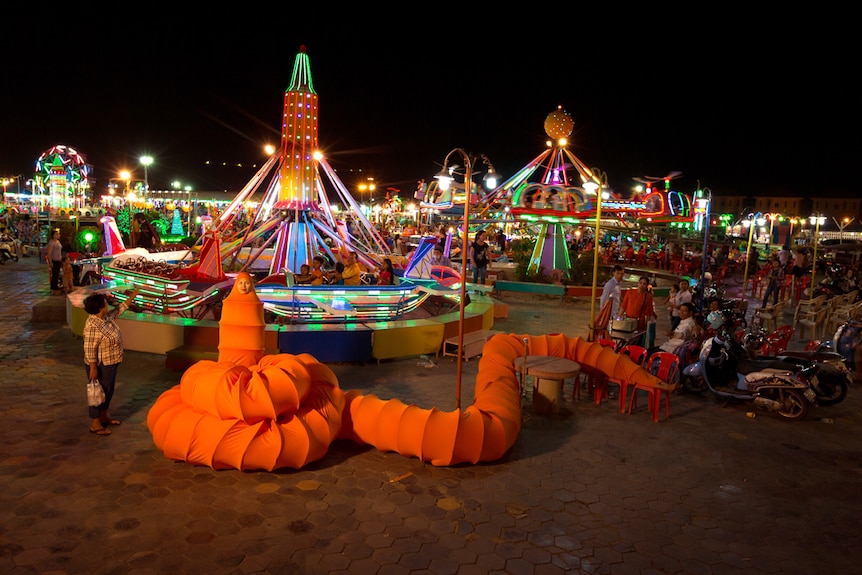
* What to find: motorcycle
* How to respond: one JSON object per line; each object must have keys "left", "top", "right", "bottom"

{"left": 697, "top": 278, "right": 748, "bottom": 329}
{"left": 682, "top": 313, "right": 817, "bottom": 421}
{"left": 739, "top": 314, "right": 851, "bottom": 406}
{"left": 770, "top": 349, "right": 850, "bottom": 406}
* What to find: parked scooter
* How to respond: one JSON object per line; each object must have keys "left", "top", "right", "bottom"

{"left": 735, "top": 313, "right": 851, "bottom": 406}
{"left": 682, "top": 311, "right": 817, "bottom": 420}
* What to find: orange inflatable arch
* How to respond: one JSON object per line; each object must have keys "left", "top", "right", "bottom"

{"left": 147, "top": 276, "right": 663, "bottom": 471}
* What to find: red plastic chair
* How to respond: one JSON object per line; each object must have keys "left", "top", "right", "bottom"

{"left": 804, "top": 340, "right": 821, "bottom": 351}
{"left": 577, "top": 339, "right": 617, "bottom": 402}
{"left": 795, "top": 275, "right": 811, "bottom": 301}
{"left": 761, "top": 325, "right": 795, "bottom": 356}
{"left": 747, "top": 267, "right": 768, "bottom": 298}
{"left": 602, "top": 345, "right": 648, "bottom": 412}
{"left": 779, "top": 274, "right": 795, "bottom": 301}
{"left": 629, "top": 351, "right": 680, "bottom": 422}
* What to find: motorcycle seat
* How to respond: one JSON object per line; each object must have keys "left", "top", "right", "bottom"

{"left": 738, "top": 359, "right": 793, "bottom": 377}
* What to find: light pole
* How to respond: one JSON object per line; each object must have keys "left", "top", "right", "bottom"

{"left": 834, "top": 216, "right": 854, "bottom": 243}
{"left": 810, "top": 214, "right": 826, "bottom": 300}
{"left": 358, "top": 177, "right": 375, "bottom": 206}
{"left": 586, "top": 169, "right": 608, "bottom": 341}
{"left": 435, "top": 149, "right": 501, "bottom": 409}
{"left": 741, "top": 212, "right": 765, "bottom": 298}
{"left": 140, "top": 156, "right": 153, "bottom": 195}
{"left": 695, "top": 187, "right": 712, "bottom": 314}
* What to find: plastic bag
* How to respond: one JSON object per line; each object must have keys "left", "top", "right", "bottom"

{"left": 87, "top": 379, "right": 105, "bottom": 407}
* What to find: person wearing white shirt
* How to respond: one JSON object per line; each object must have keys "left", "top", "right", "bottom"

{"left": 659, "top": 302, "right": 700, "bottom": 354}
{"left": 600, "top": 265, "right": 625, "bottom": 319}
{"left": 671, "top": 280, "right": 692, "bottom": 331}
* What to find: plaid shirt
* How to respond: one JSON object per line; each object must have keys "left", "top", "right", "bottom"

{"left": 83, "top": 300, "right": 130, "bottom": 366}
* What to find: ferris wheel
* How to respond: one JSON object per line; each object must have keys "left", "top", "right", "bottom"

{"left": 34, "top": 145, "right": 91, "bottom": 209}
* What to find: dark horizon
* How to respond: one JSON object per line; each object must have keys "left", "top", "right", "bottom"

{"left": 1, "top": 16, "right": 855, "bottom": 202}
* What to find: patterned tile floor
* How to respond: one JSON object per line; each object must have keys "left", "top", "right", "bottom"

{"left": 1, "top": 255, "right": 860, "bottom": 574}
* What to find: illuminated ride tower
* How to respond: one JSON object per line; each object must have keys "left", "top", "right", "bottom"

{"left": 271, "top": 46, "right": 320, "bottom": 274}
{"left": 215, "top": 46, "right": 390, "bottom": 277}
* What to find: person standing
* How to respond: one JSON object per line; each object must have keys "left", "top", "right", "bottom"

{"left": 620, "top": 276, "right": 658, "bottom": 346}
{"left": 82, "top": 286, "right": 140, "bottom": 436}
{"left": 45, "top": 229, "right": 63, "bottom": 295}
{"left": 761, "top": 258, "right": 785, "bottom": 308}
{"left": 470, "top": 230, "right": 490, "bottom": 285}
{"left": 62, "top": 255, "right": 75, "bottom": 293}
{"left": 600, "top": 264, "right": 625, "bottom": 320}
{"left": 135, "top": 214, "right": 160, "bottom": 250}
{"left": 666, "top": 283, "right": 680, "bottom": 325}
{"left": 671, "top": 279, "right": 693, "bottom": 331}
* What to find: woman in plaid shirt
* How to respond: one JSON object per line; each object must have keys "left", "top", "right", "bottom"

{"left": 82, "top": 287, "right": 139, "bottom": 436}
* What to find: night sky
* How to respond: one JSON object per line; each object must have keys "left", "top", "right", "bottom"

{"left": 1, "top": 14, "right": 856, "bottom": 202}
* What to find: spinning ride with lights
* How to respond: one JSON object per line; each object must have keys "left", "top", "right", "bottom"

{"left": 92, "top": 46, "right": 461, "bottom": 322}
{"left": 475, "top": 107, "right": 635, "bottom": 276}
{"left": 473, "top": 108, "right": 693, "bottom": 277}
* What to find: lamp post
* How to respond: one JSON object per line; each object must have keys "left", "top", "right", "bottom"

{"left": 810, "top": 214, "right": 826, "bottom": 300}
{"left": 835, "top": 216, "right": 854, "bottom": 243}
{"left": 435, "top": 149, "right": 501, "bottom": 409}
{"left": 741, "top": 212, "right": 765, "bottom": 299}
{"left": 586, "top": 169, "right": 608, "bottom": 341}
{"left": 140, "top": 156, "right": 153, "bottom": 195}
{"left": 696, "top": 187, "right": 712, "bottom": 314}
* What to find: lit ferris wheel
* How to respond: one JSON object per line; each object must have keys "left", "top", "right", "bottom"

{"left": 34, "top": 145, "right": 92, "bottom": 210}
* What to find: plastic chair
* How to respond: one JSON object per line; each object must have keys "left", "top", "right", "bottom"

{"left": 779, "top": 274, "right": 795, "bottom": 301}
{"left": 747, "top": 267, "right": 768, "bottom": 298}
{"left": 758, "top": 301, "right": 784, "bottom": 333}
{"left": 761, "top": 325, "right": 795, "bottom": 356}
{"left": 577, "top": 339, "right": 616, "bottom": 402}
{"left": 793, "top": 295, "right": 826, "bottom": 339}
{"left": 629, "top": 351, "right": 680, "bottom": 422}
{"left": 795, "top": 275, "right": 811, "bottom": 300}
{"left": 603, "top": 345, "right": 647, "bottom": 412}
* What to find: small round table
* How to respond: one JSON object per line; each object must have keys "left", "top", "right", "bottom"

{"left": 514, "top": 355, "right": 581, "bottom": 414}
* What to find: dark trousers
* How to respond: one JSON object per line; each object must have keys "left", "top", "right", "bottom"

{"left": 761, "top": 281, "right": 780, "bottom": 307}
{"left": 50, "top": 260, "right": 62, "bottom": 290}
{"left": 85, "top": 362, "right": 119, "bottom": 419}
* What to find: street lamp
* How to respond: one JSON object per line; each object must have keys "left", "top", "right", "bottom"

{"left": 140, "top": 156, "right": 153, "bottom": 195}
{"left": 741, "top": 212, "right": 765, "bottom": 298}
{"left": 810, "top": 214, "right": 826, "bottom": 300}
{"left": 358, "top": 177, "right": 375, "bottom": 205}
{"left": 119, "top": 170, "right": 131, "bottom": 196}
{"left": 585, "top": 169, "right": 608, "bottom": 341}
{"left": 834, "top": 216, "right": 854, "bottom": 243}
{"left": 695, "top": 187, "right": 712, "bottom": 314}
{"left": 435, "top": 148, "right": 501, "bottom": 410}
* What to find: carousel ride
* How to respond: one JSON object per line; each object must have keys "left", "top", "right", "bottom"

{"left": 453, "top": 106, "right": 695, "bottom": 278}
{"left": 89, "top": 46, "right": 464, "bottom": 323}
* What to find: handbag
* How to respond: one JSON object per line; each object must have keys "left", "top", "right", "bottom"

{"left": 87, "top": 379, "right": 105, "bottom": 407}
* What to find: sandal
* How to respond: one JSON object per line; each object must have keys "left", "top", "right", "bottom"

{"left": 100, "top": 419, "right": 122, "bottom": 426}
{"left": 90, "top": 426, "right": 111, "bottom": 436}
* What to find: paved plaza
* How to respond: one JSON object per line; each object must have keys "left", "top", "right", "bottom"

{"left": 1, "top": 254, "right": 861, "bottom": 574}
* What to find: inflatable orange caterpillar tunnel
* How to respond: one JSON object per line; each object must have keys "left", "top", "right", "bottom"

{"left": 147, "top": 275, "right": 663, "bottom": 471}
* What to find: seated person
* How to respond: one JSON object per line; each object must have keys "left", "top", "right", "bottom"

{"left": 294, "top": 263, "right": 314, "bottom": 284}
{"left": 340, "top": 252, "right": 362, "bottom": 286}
{"left": 326, "top": 262, "right": 345, "bottom": 285}
{"left": 657, "top": 302, "right": 701, "bottom": 354}
{"left": 310, "top": 256, "right": 327, "bottom": 285}
{"left": 430, "top": 245, "right": 453, "bottom": 268}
